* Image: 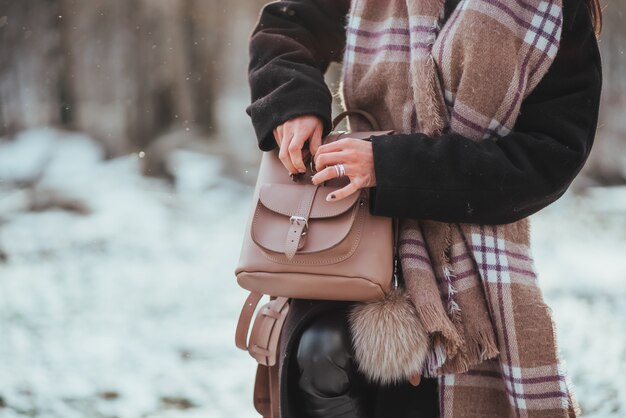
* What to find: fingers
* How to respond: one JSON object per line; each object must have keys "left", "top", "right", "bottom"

{"left": 275, "top": 116, "right": 324, "bottom": 174}
{"left": 315, "top": 138, "right": 346, "bottom": 157}
{"left": 311, "top": 165, "right": 364, "bottom": 201}
{"left": 311, "top": 165, "right": 339, "bottom": 186}
{"left": 316, "top": 137, "right": 363, "bottom": 155}
{"left": 289, "top": 130, "right": 309, "bottom": 173}
{"left": 326, "top": 179, "right": 361, "bottom": 202}
{"left": 273, "top": 125, "right": 284, "bottom": 147}
{"left": 314, "top": 138, "right": 362, "bottom": 171}
{"left": 315, "top": 150, "right": 350, "bottom": 172}
{"left": 309, "top": 124, "right": 323, "bottom": 157}
{"left": 278, "top": 128, "right": 297, "bottom": 174}
{"left": 308, "top": 135, "right": 374, "bottom": 202}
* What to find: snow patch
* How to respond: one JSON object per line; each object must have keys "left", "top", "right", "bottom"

{"left": 0, "top": 128, "right": 624, "bottom": 417}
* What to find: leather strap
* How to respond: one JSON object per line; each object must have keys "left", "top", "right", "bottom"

{"left": 332, "top": 109, "right": 381, "bottom": 131}
{"left": 253, "top": 364, "right": 280, "bottom": 418}
{"left": 239, "top": 294, "right": 287, "bottom": 417}
{"left": 254, "top": 365, "right": 271, "bottom": 417}
{"left": 269, "top": 363, "right": 280, "bottom": 418}
{"left": 284, "top": 185, "right": 319, "bottom": 259}
{"left": 235, "top": 291, "right": 264, "bottom": 351}
{"left": 236, "top": 290, "right": 290, "bottom": 364}
{"left": 248, "top": 297, "right": 290, "bottom": 366}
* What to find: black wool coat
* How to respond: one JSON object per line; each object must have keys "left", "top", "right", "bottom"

{"left": 245, "top": 0, "right": 602, "bottom": 416}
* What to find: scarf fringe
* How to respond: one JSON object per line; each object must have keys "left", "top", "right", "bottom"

{"left": 422, "top": 333, "right": 448, "bottom": 377}
{"left": 415, "top": 54, "right": 447, "bottom": 137}
{"left": 546, "top": 298, "right": 581, "bottom": 416}
{"left": 465, "top": 327, "right": 500, "bottom": 362}
{"left": 440, "top": 327, "right": 501, "bottom": 374}
{"left": 413, "top": 302, "right": 463, "bottom": 358}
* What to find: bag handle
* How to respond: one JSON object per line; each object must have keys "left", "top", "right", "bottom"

{"left": 235, "top": 291, "right": 290, "bottom": 366}
{"left": 332, "top": 109, "right": 381, "bottom": 131}
{"left": 235, "top": 291, "right": 264, "bottom": 351}
{"left": 237, "top": 294, "right": 284, "bottom": 418}
{"left": 253, "top": 364, "right": 280, "bottom": 418}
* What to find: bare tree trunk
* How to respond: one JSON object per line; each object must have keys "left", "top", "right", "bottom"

{"left": 1, "top": 0, "right": 226, "bottom": 155}
{"left": 186, "top": 0, "right": 226, "bottom": 134}
{"left": 599, "top": 1, "right": 626, "bottom": 103}
{"left": 0, "top": 1, "right": 64, "bottom": 135}
{"left": 59, "top": 0, "right": 136, "bottom": 154}
{"left": 59, "top": 0, "right": 201, "bottom": 154}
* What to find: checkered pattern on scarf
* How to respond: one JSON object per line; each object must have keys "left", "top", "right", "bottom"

{"left": 342, "top": 0, "right": 580, "bottom": 416}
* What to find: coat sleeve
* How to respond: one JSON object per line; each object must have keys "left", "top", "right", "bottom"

{"left": 368, "top": 0, "right": 602, "bottom": 225}
{"left": 245, "top": 0, "right": 350, "bottom": 151}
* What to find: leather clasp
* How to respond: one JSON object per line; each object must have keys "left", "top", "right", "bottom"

{"left": 289, "top": 216, "right": 308, "bottom": 236}
{"left": 284, "top": 187, "right": 318, "bottom": 259}
{"left": 285, "top": 215, "right": 308, "bottom": 259}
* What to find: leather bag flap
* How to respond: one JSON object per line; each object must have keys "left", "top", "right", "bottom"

{"left": 258, "top": 183, "right": 359, "bottom": 219}
{"left": 252, "top": 184, "right": 363, "bottom": 255}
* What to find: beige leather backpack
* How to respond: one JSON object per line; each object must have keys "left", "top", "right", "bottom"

{"left": 234, "top": 110, "right": 396, "bottom": 417}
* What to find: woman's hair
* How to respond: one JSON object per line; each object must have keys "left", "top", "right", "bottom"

{"left": 585, "top": 0, "right": 603, "bottom": 37}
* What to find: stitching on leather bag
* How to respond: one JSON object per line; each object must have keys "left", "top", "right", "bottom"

{"left": 258, "top": 200, "right": 366, "bottom": 265}
{"left": 251, "top": 192, "right": 361, "bottom": 255}
{"left": 259, "top": 187, "right": 359, "bottom": 219}
{"left": 311, "top": 191, "right": 363, "bottom": 217}
{"left": 253, "top": 208, "right": 355, "bottom": 256}
{"left": 239, "top": 271, "right": 386, "bottom": 298}
{"left": 259, "top": 200, "right": 362, "bottom": 264}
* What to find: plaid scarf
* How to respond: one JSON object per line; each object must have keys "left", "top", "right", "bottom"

{"left": 341, "top": 0, "right": 581, "bottom": 416}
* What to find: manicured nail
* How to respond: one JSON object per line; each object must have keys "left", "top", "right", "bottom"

{"left": 326, "top": 194, "right": 336, "bottom": 201}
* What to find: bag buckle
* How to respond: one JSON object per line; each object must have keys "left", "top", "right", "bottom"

{"left": 289, "top": 215, "right": 308, "bottom": 236}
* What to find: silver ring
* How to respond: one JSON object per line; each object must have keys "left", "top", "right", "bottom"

{"left": 334, "top": 164, "right": 346, "bottom": 178}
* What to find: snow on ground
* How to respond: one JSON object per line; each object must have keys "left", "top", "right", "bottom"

{"left": 530, "top": 187, "right": 626, "bottom": 417}
{"left": 0, "top": 128, "right": 258, "bottom": 418}
{"left": 0, "top": 128, "right": 624, "bottom": 418}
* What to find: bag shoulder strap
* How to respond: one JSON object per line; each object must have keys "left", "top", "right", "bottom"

{"left": 253, "top": 364, "right": 280, "bottom": 418}
{"left": 237, "top": 292, "right": 286, "bottom": 417}
{"left": 235, "top": 291, "right": 290, "bottom": 366}
{"left": 235, "top": 291, "right": 264, "bottom": 351}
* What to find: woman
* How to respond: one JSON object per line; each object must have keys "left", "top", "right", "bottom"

{"left": 246, "top": 0, "right": 602, "bottom": 416}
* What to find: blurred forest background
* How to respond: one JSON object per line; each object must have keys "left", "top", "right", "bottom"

{"left": 0, "top": 0, "right": 272, "bottom": 171}
{"left": 0, "top": 1, "right": 625, "bottom": 418}
{"left": 0, "top": 0, "right": 625, "bottom": 182}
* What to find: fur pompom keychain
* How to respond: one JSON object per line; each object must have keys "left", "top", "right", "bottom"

{"left": 347, "top": 286, "right": 429, "bottom": 386}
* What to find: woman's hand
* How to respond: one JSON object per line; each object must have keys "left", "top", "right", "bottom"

{"left": 312, "top": 138, "right": 376, "bottom": 201}
{"left": 273, "top": 115, "right": 324, "bottom": 174}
